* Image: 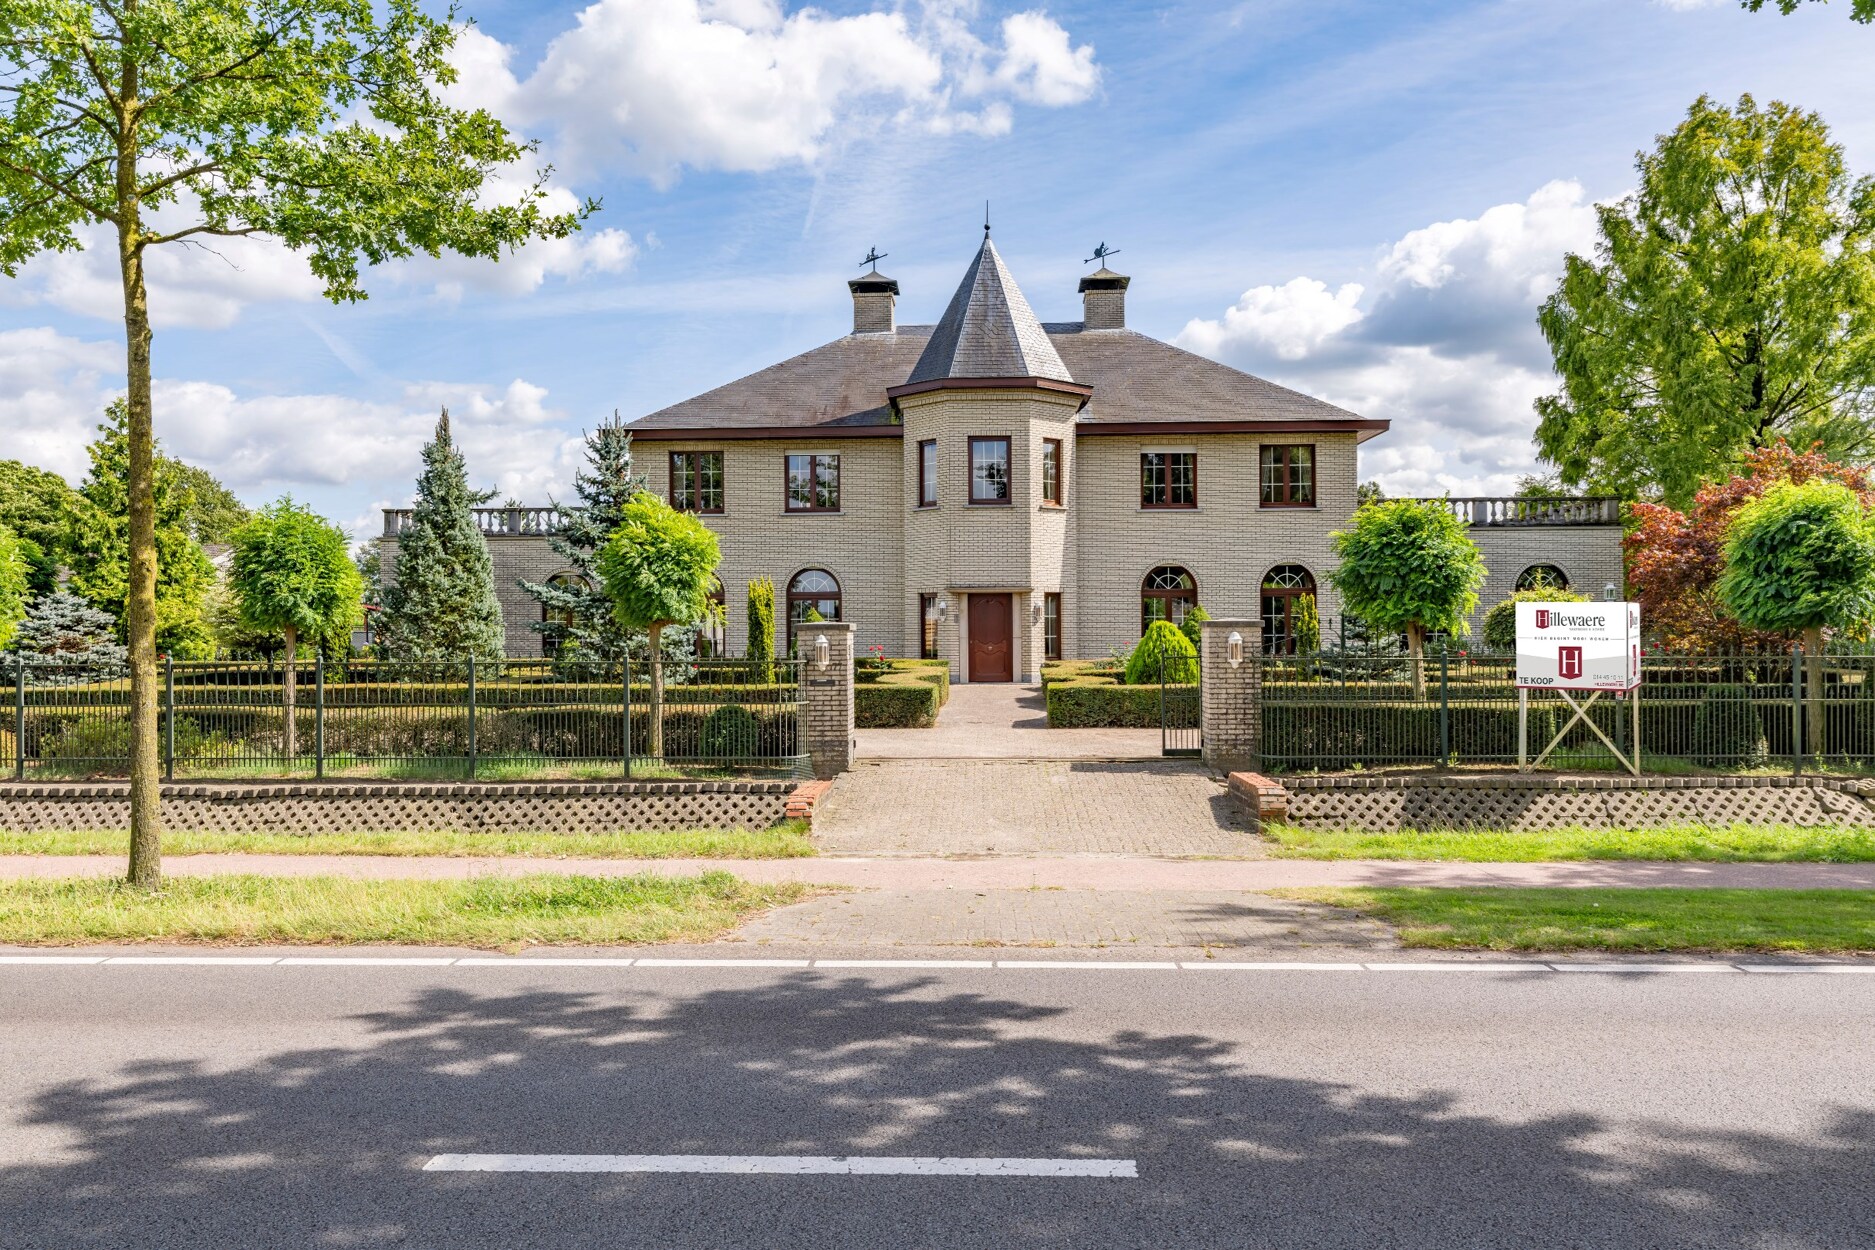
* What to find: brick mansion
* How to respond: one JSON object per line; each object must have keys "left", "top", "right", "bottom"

{"left": 382, "top": 233, "right": 1622, "bottom": 681}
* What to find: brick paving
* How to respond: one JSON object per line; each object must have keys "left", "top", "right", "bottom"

{"left": 730, "top": 888, "right": 1394, "bottom": 950}
{"left": 812, "top": 758, "right": 1255, "bottom": 856}
{"left": 856, "top": 682, "right": 1163, "bottom": 760}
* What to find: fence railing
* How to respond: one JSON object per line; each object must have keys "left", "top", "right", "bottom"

{"left": 1260, "top": 645, "right": 1872, "bottom": 775}
{"left": 1421, "top": 496, "right": 1622, "bottom": 527}
{"left": 1, "top": 657, "right": 807, "bottom": 783}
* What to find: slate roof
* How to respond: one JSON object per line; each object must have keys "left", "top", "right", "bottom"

{"left": 906, "top": 237, "right": 1074, "bottom": 384}
{"left": 628, "top": 246, "right": 1383, "bottom": 439}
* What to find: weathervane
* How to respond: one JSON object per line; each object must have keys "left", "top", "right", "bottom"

{"left": 860, "top": 246, "right": 887, "bottom": 272}
{"left": 1085, "top": 242, "right": 1120, "bottom": 267}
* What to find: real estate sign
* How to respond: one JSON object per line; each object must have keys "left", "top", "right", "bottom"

{"left": 1515, "top": 601, "right": 1641, "bottom": 691}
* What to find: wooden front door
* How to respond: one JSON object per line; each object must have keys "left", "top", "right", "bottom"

{"left": 967, "top": 594, "right": 1013, "bottom": 683}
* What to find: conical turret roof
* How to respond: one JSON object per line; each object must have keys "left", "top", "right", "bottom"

{"left": 905, "top": 237, "right": 1074, "bottom": 385}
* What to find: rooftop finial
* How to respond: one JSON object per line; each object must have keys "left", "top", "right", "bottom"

{"left": 984, "top": 200, "right": 991, "bottom": 237}
{"left": 1085, "top": 241, "right": 1120, "bottom": 267}
{"left": 860, "top": 246, "right": 887, "bottom": 273}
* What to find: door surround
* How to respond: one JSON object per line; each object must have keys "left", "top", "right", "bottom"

{"left": 966, "top": 593, "right": 1015, "bottom": 683}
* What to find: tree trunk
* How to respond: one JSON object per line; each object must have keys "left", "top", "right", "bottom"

{"left": 647, "top": 624, "right": 665, "bottom": 760}
{"left": 1407, "top": 623, "right": 1427, "bottom": 701}
{"left": 1805, "top": 625, "right": 1825, "bottom": 759}
{"left": 282, "top": 625, "right": 298, "bottom": 759}
{"left": 116, "top": 122, "right": 161, "bottom": 888}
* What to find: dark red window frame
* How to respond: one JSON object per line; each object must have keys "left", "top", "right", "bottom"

{"left": 969, "top": 436, "right": 1013, "bottom": 506}
{"left": 1140, "top": 451, "right": 1197, "bottom": 509}
{"left": 917, "top": 439, "right": 938, "bottom": 508}
{"left": 784, "top": 453, "right": 841, "bottom": 513}
{"left": 1259, "top": 444, "right": 1316, "bottom": 507}
{"left": 1042, "top": 438, "right": 1064, "bottom": 506}
{"left": 669, "top": 450, "right": 724, "bottom": 514}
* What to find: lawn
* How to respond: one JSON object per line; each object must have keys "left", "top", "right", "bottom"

{"left": 0, "top": 872, "right": 815, "bottom": 948}
{"left": 0, "top": 821, "right": 817, "bottom": 860}
{"left": 1281, "top": 886, "right": 1875, "bottom": 952}
{"left": 1262, "top": 822, "right": 1875, "bottom": 863}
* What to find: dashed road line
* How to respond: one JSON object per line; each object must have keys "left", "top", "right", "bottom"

{"left": 422, "top": 1154, "right": 1139, "bottom": 1177}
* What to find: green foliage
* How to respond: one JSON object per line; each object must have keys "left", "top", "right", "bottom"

{"left": 166, "top": 462, "right": 250, "bottom": 546}
{"left": 1717, "top": 479, "right": 1875, "bottom": 635}
{"left": 375, "top": 413, "right": 507, "bottom": 663}
{"left": 746, "top": 577, "right": 776, "bottom": 683}
{"left": 229, "top": 498, "right": 364, "bottom": 647}
{"left": 0, "top": 527, "right": 27, "bottom": 650}
{"left": 1744, "top": 0, "right": 1874, "bottom": 20}
{"left": 1124, "top": 620, "right": 1199, "bottom": 685}
{"left": 803, "top": 606, "right": 825, "bottom": 624}
{"left": 0, "top": 592, "right": 126, "bottom": 682}
{"left": 1691, "top": 685, "right": 1772, "bottom": 769}
{"left": 1535, "top": 94, "right": 1875, "bottom": 507}
{"left": 1329, "top": 500, "right": 1486, "bottom": 638}
{"left": 0, "top": 460, "right": 78, "bottom": 595}
{"left": 699, "top": 705, "right": 761, "bottom": 760}
{"left": 1046, "top": 676, "right": 1197, "bottom": 728}
{"left": 1179, "top": 604, "right": 1210, "bottom": 652}
{"left": 1292, "top": 595, "right": 1322, "bottom": 654}
{"left": 598, "top": 494, "right": 723, "bottom": 636}
{"left": 519, "top": 416, "right": 644, "bottom": 660}
{"left": 62, "top": 406, "right": 216, "bottom": 659}
{"left": 853, "top": 660, "right": 949, "bottom": 728}
{"left": 1482, "top": 585, "right": 1589, "bottom": 652}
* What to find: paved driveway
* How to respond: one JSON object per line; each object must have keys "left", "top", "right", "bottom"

{"left": 857, "top": 682, "right": 1163, "bottom": 760}
{"left": 813, "top": 759, "right": 1253, "bottom": 856}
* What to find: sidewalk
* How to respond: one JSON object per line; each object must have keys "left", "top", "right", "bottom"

{"left": 856, "top": 682, "right": 1162, "bottom": 760}
{"left": 6, "top": 854, "right": 1873, "bottom": 890}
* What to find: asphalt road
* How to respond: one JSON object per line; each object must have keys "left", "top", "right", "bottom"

{"left": 3, "top": 955, "right": 1872, "bottom": 1249}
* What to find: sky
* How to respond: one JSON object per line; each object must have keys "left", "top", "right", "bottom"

{"left": 3, "top": 0, "right": 1874, "bottom": 546}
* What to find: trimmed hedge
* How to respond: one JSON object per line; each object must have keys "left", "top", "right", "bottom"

{"left": 1047, "top": 677, "right": 1197, "bottom": 728}
{"left": 855, "top": 658, "right": 950, "bottom": 728}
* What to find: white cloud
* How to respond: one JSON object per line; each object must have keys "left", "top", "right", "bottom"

{"left": 0, "top": 325, "right": 586, "bottom": 520}
{"left": 458, "top": 0, "right": 1099, "bottom": 184}
{"left": 1177, "top": 179, "right": 1603, "bottom": 496}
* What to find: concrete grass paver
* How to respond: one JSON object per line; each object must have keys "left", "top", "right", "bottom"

{"left": 856, "top": 682, "right": 1161, "bottom": 760}
{"left": 730, "top": 888, "right": 1395, "bottom": 950}
{"left": 813, "top": 758, "right": 1251, "bottom": 856}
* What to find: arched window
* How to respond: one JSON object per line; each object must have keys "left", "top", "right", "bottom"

{"left": 540, "top": 571, "right": 591, "bottom": 656}
{"left": 1260, "top": 564, "right": 1317, "bottom": 654}
{"left": 696, "top": 576, "right": 727, "bottom": 659}
{"left": 1516, "top": 564, "right": 1570, "bottom": 592}
{"left": 787, "top": 569, "right": 842, "bottom": 653}
{"left": 1141, "top": 565, "right": 1197, "bottom": 634}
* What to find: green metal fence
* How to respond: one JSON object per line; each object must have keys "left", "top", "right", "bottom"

{"left": 1260, "top": 643, "right": 1870, "bottom": 775}
{"left": 2, "top": 657, "right": 807, "bottom": 782}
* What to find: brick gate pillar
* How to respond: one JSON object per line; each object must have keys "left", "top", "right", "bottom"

{"left": 800, "top": 622, "right": 856, "bottom": 779}
{"left": 1199, "top": 618, "right": 1262, "bottom": 772}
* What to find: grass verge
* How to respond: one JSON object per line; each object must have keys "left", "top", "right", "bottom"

{"left": 0, "top": 821, "right": 817, "bottom": 860}
{"left": 1280, "top": 886, "right": 1875, "bottom": 952}
{"left": 1262, "top": 822, "right": 1875, "bottom": 863}
{"left": 0, "top": 872, "right": 814, "bottom": 948}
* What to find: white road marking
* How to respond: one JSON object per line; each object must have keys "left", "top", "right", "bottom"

{"left": 2, "top": 956, "right": 1867, "bottom": 975}
{"left": 422, "top": 1153, "right": 1138, "bottom": 1177}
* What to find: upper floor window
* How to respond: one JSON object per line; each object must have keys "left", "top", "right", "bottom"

{"left": 917, "top": 439, "right": 938, "bottom": 508}
{"left": 670, "top": 451, "right": 724, "bottom": 513}
{"left": 1260, "top": 445, "right": 1314, "bottom": 506}
{"left": 970, "top": 437, "right": 1012, "bottom": 505}
{"left": 1141, "top": 452, "right": 1196, "bottom": 509}
{"left": 785, "top": 454, "right": 840, "bottom": 512}
{"left": 1042, "top": 438, "right": 1063, "bottom": 506}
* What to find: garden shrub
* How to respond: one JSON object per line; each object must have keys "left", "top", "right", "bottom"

{"left": 1124, "top": 621, "right": 1199, "bottom": 686}
{"left": 1045, "top": 674, "right": 1197, "bottom": 728}
{"left": 1690, "top": 684, "right": 1771, "bottom": 768}
{"left": 700, "top": 704, "right": 762, "bottom": 759}
{"left": 1179, "top": 605, "right": 1210, "bottom": 653}
{"left": 854, "top": 659, "right": 949, "bottom": 727}
{"left": 1481, "top": 586, "right": 1589, "bottom": 652}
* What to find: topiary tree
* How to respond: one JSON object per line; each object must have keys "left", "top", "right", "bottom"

{"left": 229, "top": 499, "right": 365, "bottom": 758}
{"left": 1717, "top": 479, "right": 1875, "bottom": 754}
{"left": 1291, "top": 594, "right": 1322, "bottom": 655}
{"left": 598, "top": 493, "right": 722, "bottom": 759}
{"left": 1125, "top": 619, "right": 1199, "bottom": 686}
{"left": 747, "top": 577, "right": 777, "bottom": 684}
{"left": 1482, "top": 585, "right": 1590, "bottom": 653}
{"left": 1179, "top": 604, "right": 1210, "bottom": 653}
{"left": 376, "top": 411, "right": 507, "bottom": 664}
{"left": 1329, "top": 500, "right": 1487, "bottom": 697}
{"left": 0, "top": 527, "right": 27, "bottom": 651}
{"left": 0, "top": 592, "right": 127, "bottom": 684}
{"left": 700, "top": 704, "right": 760, "bottom": 761}
{"left": 1691, "top": 685, "right": 1771, "bottom": 769}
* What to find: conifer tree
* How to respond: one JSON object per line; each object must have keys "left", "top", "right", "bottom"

{"left": 519, "top": 414, "right": 643, "bottom": 660}
{"left": 375, "top": 411, "right": 506, "bottom": 663}
{"left": 0, "top": 592, "right": 128, "bottom": 683}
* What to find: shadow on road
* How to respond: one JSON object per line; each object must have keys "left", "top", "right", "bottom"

{"left": 4, "top": 976, "right": 1870, "bottom": 1246}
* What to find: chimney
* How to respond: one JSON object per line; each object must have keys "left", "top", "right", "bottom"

{"left": 1078, "top": 267, "right": 1130, "bottom": 330}
{"left": 848, "top": 270, "right": 899, "bottom": 334}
